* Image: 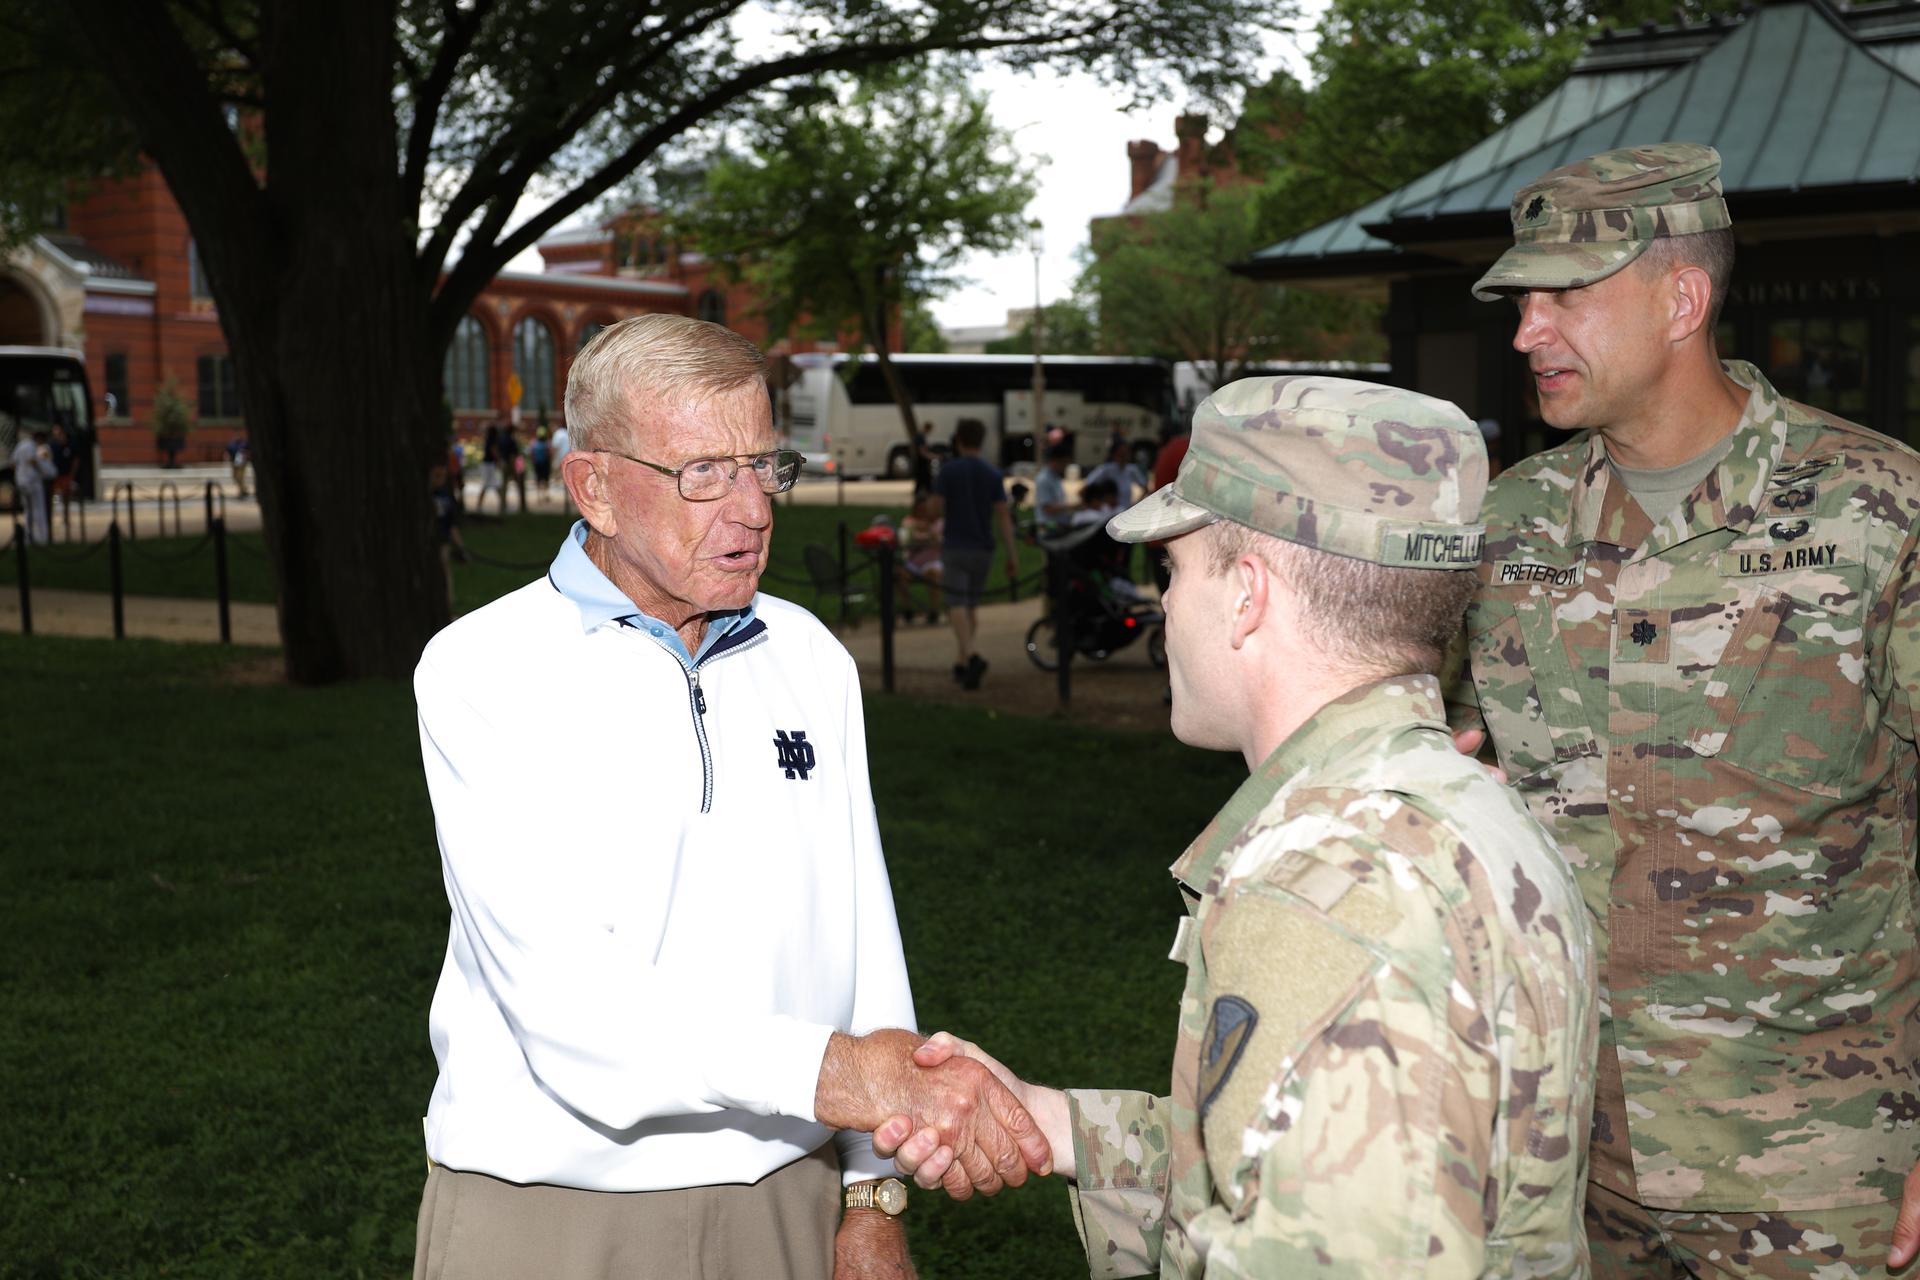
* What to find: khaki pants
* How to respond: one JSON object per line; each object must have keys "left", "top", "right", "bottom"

{"left": 414, "top": 1145, "right": 840, "bottom": 1280}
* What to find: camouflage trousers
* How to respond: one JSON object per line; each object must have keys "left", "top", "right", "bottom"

{"left": 1587, "top": 1180, "right": 1901, "bottom": 1278}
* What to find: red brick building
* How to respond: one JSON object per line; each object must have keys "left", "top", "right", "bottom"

{"left": 0, "top": 164, "right": 845, "bottom": 463}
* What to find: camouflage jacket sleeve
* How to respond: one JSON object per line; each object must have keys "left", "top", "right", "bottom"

{"left": 1064, "top": 1088, "right": 1172, "bottom": 1280}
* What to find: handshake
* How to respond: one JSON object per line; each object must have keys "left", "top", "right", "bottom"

{"left": 815, "top": 1028, "right": 1070, "bottom": 1199}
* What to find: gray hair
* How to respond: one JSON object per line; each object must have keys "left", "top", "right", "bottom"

{"left": 563, "top": 313, "right": 766, "bottom": 453}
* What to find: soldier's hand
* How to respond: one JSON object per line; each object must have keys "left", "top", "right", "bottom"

{"left": 875, "top": 1032, "right": 1069, "bottom": 1192}
{"left": 1888, "top": 1156, "right": 1920, "bottom": 1267}
{"left": 815, "top": 1028, "right": 1050, "bottom": 1200}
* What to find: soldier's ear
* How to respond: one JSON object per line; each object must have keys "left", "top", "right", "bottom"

{"left": 1669, "top": 264, "right": 1716, "bottom": 346}
{"left": 1229, "top": 554, "right": 1269, "bottom": 650}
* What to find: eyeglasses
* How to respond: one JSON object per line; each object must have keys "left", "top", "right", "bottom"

{"left": 597, "top": 448, "right": 804, "bottom": 501}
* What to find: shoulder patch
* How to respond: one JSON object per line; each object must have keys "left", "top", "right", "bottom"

{"left": 1199, "top": 884, "right": 1383, "bottom": 1201}
{"left": 1198, "top": 995, "right": 1258, "bottom": 1119}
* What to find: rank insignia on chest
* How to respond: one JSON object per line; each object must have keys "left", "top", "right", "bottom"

{"left": 1199, "top": 995, "right": 1258, "bottom": 1119}
{"left": 1615, "top": 608, "right": 1670, "bottom": 663}
{"left": 773, "top": 729, "right": 815, "bottom": 780}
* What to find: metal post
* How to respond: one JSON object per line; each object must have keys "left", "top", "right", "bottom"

{"left": 109, "top": 522, "right": 125, "bottom": 639}
{"left": 213, "top": 516, "right": 231, "bottom": 644}
{"left": 1031, "top": 223, "right": 1047, "bottom": 467}
{"left": 14, "top": 523, "right": 30, "bottom": 636}
{"left": 836, "top": 520, "right": 850, "bottom": 630}
{"left": 877, "top": 541, "right": 896, "bottom": 694}
{"left": 1050, "top": 549, "right": 1073, "bottom": 705}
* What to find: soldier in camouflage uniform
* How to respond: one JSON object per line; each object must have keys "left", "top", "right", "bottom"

{"left": 1452, "top": 142, "right": 1920, "bottom": 1275}
{"left": 878, "top": 377, "right": 1597, "bottom": 1277}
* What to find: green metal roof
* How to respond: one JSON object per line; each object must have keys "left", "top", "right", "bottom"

{"left": 1246, "top": 0, "right": 1920, "bottom": 278}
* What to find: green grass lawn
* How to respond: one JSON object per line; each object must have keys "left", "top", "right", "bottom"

{"left": 1, "top": 633, "right": 1239, "bottom": 1278}
{"left": 0, "top": 500, "right": 1060, "bottom": 620}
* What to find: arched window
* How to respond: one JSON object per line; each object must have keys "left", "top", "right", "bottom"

{"left": 513, "top": 316, "right": 557, "bottom": 413}
{"left": 697, "top": 289, "right": 727, "bottom": 326}
{"left": 188, "top": 239, "right": 212, "bottom": 300}
{"left": 578, "top": 321, "right": 607, "bottom": 353}
{"left": 442, "top": 314, "right": 491, "bottom": 411}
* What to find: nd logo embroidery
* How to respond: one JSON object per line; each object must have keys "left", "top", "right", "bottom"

{"left": 774, "top": 729, "right": 816, "bottom": 781}
{"left": 1199, "top": 995, "right": 1258, "bottom": 1118}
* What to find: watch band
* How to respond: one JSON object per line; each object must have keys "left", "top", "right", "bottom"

{"left": 844, "top": 1177, "right": 907, "bottom": 1215}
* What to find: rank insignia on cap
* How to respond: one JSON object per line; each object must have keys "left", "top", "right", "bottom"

{"left": 1524, "top": 194, "right": 1548, "bottom": 221}
{"left": 1199, "top": 995, "right": 1258, "bottom": 1118}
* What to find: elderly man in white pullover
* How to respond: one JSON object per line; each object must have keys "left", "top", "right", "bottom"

{"left": 412, "top": 315, "right": 1048, "bottom": 1280}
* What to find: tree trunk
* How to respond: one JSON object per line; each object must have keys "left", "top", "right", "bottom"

{"left": 237, "top": 273, "right": 449, "bottom": 684}
{"left": 862, "top": 272, "right": 931, "bottom": 490}
{"left": 71, "top": 0, "right": 452, "bottom": 683}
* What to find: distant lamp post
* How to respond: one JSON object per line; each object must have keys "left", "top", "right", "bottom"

{"left": 1030, "top": 221, "right": 1045, "bottom": 467}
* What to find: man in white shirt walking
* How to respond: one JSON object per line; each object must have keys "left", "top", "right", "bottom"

{"left": 412, "top": 315, "right": 1048, "bottom": 1280}
{"left": 9, "top": 428, "right": 53, "bottom": 545}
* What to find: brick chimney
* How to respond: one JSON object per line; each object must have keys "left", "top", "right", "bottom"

{"left": 1127, "top": 140, "right": 1164, "bottom": 201}
{"left": 1174, "top": 114, "right": 1209, "bottom": 178}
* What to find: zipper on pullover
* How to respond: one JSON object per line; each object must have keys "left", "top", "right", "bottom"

{"left": 676, "top": 622, "right": 768, "bottom": 814}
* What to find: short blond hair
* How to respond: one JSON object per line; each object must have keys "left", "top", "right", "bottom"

{"left": 564, "top": 314, "right": 766, "bottom": 453}
{"left": 1205, "top": 522, "right": 1475, "bottom": 679}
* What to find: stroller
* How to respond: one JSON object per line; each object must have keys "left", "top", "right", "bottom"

{"left": 1024, "top": 521, "right": 1167, "bottom": 671}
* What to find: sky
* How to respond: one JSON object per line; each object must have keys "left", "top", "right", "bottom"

{"left": 931, "top": 47, "right": 1308, "bottom": 332}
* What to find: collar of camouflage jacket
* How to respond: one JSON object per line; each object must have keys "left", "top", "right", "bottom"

{"left": 1568, "top": 360, "right": 1802, "bottom": 557}
{"left": 1169, "top": 674, "right": 1450, "bottom": 897}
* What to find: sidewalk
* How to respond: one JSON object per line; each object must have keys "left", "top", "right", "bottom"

{"left": 0, "top": 587, "right": 279, "bottom": 645}
{"left": 2, "top": 582, "right": 1173, "bottom": 729}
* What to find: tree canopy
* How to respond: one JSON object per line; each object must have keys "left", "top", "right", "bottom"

{"left": 2, "top": 0, "right": 1290, "bottom": 681}
{"left": 983, "top": 298, "right": 1099, "bottom": 355}
{"left": 1238, "top": 0, "right": 1744, "bottom": 242}
{"left": 672, "top": 65, "right": 1038, "bottom": 478}
{"left": 1085, "top": 180, "right": 1382, "bottom": 384}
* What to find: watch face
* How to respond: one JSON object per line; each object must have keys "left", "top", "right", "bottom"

{"left": 876, "top": 1179, "right": 907, "bottom": 1215}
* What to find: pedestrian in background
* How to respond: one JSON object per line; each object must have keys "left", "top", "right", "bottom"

{"left": 9, "top": 426, "right": 54, "bottom": 545}
{"left": 529, "top": 427, "right": 553, "bottom": 503}
{"left": 930, "top": 418, "right": 1017, "bottom": 690}
{"left": 477, "top": 424, "right": 504, "bottom": 514}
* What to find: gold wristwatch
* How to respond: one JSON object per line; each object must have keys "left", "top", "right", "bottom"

{"left": 844, "top": 1177, "right": 908, "bottom": 1216}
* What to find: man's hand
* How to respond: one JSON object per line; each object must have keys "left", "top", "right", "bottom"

{"left": 814, "top": 1029, "right": 1051, "bottom": 1201}
{"left": 1451, "top": 726, "right": 1508, "bottom": 785}
{"left": 1888, "top": 1157, "right": 1920, "bottom": 1268}
{"left": 834, "top": 1208, "right": 915, "bottom": 1280}
{"left": 874, "top": 1032, "right": 1075, "bottom": 1192}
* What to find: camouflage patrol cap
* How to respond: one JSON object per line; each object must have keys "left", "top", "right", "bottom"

{"left": 1471, "top": 142, "right": 1730, "bottom": 301}
{"left": 1107, "top": 376, "right": 1487, "bottom": 570}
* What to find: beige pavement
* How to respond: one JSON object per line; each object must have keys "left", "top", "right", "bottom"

{"left": 13, "top": 466, "right": 1169, "bottom": 728}
{"left": 4, "top": 582, "right": 1172, "bottom": 730}
{"left": 0, "top": 587, "right": 279, "bottom": 646}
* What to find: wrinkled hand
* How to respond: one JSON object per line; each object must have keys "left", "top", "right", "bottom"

{"left": 874, "top": 1032, "right": 1046, "bottom": 1197}
{"left": 815, "top": 1029, "right": 1050, "bottom": 1201}
{"left": 1888, "top": 1157, "right": 1920, "bottom": 1269}
{"left": 1451, "top": 727, "right": 1508, "bottom": 785}
{"left": 834, "top": 1209, "right": 915, "bottom": 1280}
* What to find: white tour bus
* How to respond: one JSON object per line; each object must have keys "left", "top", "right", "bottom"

{"left": 0, "top": 346, "right": 98, "bottom": 503}
{"left": 782, "top": 353, "right": 1173, "bottom": 480}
